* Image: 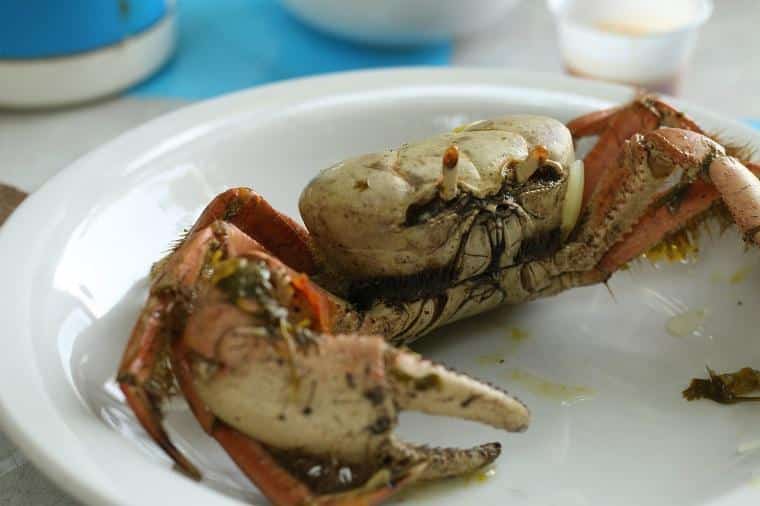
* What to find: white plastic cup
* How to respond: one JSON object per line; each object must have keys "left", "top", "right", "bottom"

{"left": 547, "top": 0, "right": 713, "bottom": 94}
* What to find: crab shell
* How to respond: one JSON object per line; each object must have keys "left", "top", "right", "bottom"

{"left": 299, "top": 116, "right": 579, "bottom": 282}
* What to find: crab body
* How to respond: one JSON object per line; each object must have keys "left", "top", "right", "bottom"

{"left": 302, "top": 115, "right": 585, "bottom": 342}
{"left": 117, "top": 98, "right": 760, "bottom": 505}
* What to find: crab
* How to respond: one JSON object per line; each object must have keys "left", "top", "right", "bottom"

{"left": 117, "top": 96, "right": 760, "bottom": 505}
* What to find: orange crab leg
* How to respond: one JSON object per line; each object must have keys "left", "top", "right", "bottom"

{"left": 597, "top": 129, "right": 760, "bottom": 273}
{"left": 568, "top": 97, "right": 760, "bottom": 273}
{"left": 213, "top": 425, "right": 315, "bottom": 505}
{"left": 120, "top": 382, "right": 201, "bottom": 478}
{"left": 565, "top": 106, "right": 618, "bottom": 138}
{"left": 188, "top": 187, "right": 317, "bottom": 274}
{"left": 569, "top": 97, "right": 704, "bottom": 206}
{"left": 597, "top": 180, "right": 718, "bottom": 273}
{"left": 118, "top": 226, "right": 225, "bottom": 479}
{"left": 709, "top": 156, "right": 760, "bottom": 246}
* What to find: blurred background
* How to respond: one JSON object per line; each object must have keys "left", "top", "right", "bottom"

{"left": 0, "top": 0, "right": 758, "bottom": 503}
{"left": 1, "top": 0, "right": 758, "bottom": 195}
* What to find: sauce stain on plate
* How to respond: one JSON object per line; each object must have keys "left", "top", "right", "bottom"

{"left": 507, "top": 327, "right": 531, "bottom": 342}
{"left": 737, "top": 440, "right": 760, "bottom": 455}
{"left": 476, "top": 326, "right": 531, "bottom": 365}
{"left": 476, "top": 352, "right": 505, "bottom": 366}
{"left": 730, "top": 266, "right": 752, "bottom": 284}
{"left": 666, "top": 308, "right": 710, "bottom": 337}
{"left": 395, "top": 466, "right": 497, "bottom": 502}
{"left": 711, "top": 265, "right": 752, "bottom": 285}
{"left": 507, "top": 369, "right": 595, "bottom": 404}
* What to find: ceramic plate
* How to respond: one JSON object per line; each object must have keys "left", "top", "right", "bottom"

{"left": 0, "top": 69, "right": 759, "bottom": 506}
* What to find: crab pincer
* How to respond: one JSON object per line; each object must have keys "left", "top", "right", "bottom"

{"left": 178, "top": 249, "right": 529, "bottom": 499}
{"left": 118, "top": 189, "right": 528, "bottom": 505}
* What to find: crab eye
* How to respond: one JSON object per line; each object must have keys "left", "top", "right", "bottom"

{"left": 528, "top": 162, "right": 563, "bottom": 183}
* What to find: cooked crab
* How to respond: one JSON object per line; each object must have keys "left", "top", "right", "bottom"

{"left": 117, "top": 96, "right": 760, "bottom": 505}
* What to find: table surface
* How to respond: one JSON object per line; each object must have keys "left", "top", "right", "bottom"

{"left": 1, "top": 1, "right": 758, "bottom": 504}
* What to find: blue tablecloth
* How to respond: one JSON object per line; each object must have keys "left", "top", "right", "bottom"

{"left": 130, "top": 0, "right": 452, "bottom": 100}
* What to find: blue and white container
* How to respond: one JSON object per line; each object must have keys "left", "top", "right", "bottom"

{"left": 0, "top": 0, "right": 176, "bottom": 108}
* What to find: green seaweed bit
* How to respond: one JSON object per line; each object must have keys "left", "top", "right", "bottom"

{"left": 216, "top": 258, "right": 272, "bottom": 300}
{"left": 197, "top": 239, "right": 222, "bottom": 280}
{"left": 223, "top": 197, "right": 243, "bottom": 221}
{"left": 683, "top": 367, "right": 760, "bottom": 404}
{"left": 213, "top": 258, "right": 285, "bottom": 319}
{"left": 146, "top": 348, "right": 179, "bottom": 397}
{"left": 212, "top": 258, "right": 318, "bottom": 350}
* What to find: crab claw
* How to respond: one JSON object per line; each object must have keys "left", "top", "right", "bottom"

{"left": 118, "top": 188, "right": 323, "bottom": 487}
{"left": 122, "top": 211, "right": 528, "bottom": 505}
{"left": 171, "top": 236, "right": 529, "bottom": 502}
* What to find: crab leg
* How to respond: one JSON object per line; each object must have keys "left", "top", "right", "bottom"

{"left": 568, "top": 96, "right": 704, "bottom": 206}
{"left": 117, "top": 225, "right": 223, "bottom": 479}
{"left": 570, "top": 96, "right": 760, "bottom": 179}
{"left": 709, "top": 155, "right": 760, "bottom": 246}
{"left": 545, "top": 128, "right": 712, "bottom": 277}
{"left": 570, "top": 97, "right": 760, "bottom": 250}
{"left": 597, "top": 129, "right": 760, "bottom": 272}
{"left": 185, "top": 187, "right": 317, "bottom": 273}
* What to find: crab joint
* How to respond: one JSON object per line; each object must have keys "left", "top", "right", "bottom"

{"left": 515, "top": 145, "right": 549, "bottom": 183}
{"left": 440, "top": 145, "right": 460, "bottom": 201}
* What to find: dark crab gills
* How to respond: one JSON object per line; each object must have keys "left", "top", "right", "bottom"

{"left": 300, "top": 116, "right": 584, "bottom": 343}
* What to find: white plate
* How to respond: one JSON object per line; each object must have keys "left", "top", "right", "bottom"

{"left": 0, "top": 68, "right": 759, "bottom": 506}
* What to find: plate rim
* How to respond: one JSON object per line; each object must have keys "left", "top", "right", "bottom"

{"left": 0, "top": 67, "right": 758, "bottom": 506}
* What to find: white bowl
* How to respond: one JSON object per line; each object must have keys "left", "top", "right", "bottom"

{"left": 547, "top": 0, "right": 713, "bottom": 92}
{"left": 280, "top": 0, "right": 522, "bottom": 46}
